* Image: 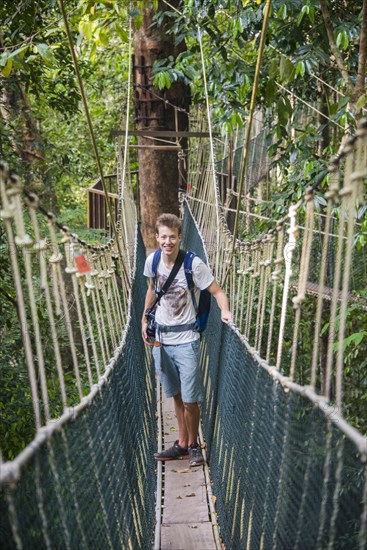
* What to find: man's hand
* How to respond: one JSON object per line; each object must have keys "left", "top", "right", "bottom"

{"left": 207, "top": 281, "right": 233, "bottom": 325}
{"left": 142, "top": 319, "right": 154, "bottom": 346}
{"left": 221, "top": 309, "right": 233, "bottom": 324}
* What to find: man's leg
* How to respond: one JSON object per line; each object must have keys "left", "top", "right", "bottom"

{"left": 153, "top": 348, "right": 189, "bottom": 461}
{"left": 173, "top": 393, "right": 189, "bottom": 448}
{"left": 183, "top": 402, "right": 200, "bottom": 446}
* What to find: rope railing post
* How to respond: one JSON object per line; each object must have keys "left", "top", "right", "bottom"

{"left": 276, "top": 204, "right": 298, "bottom": 370}
{"left": 289, "top": 189, "right": 314, "bottom": 381}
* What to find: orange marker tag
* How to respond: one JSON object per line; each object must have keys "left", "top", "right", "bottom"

{"left": 74, "top": 255, "right": 91, "bottom": 274}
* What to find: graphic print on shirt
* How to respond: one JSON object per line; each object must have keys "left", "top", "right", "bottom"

{"left": 157, "top": 274, "right": 187, "bottom": 317}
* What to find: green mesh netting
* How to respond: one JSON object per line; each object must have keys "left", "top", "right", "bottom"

{"left": 0, "top": 231, "right": 157, "bottom": 550}
{"left": 182, "top": 202, "right": 365, "bottom": 550}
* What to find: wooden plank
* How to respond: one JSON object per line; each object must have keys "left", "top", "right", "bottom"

{"left": 163, "top": 464, "right": 208, "bottom": 524}
{"left": 111, "top": 129, "right": 219, "bottom": 138}
{"left": 162, "top": 400, "right": 179, "bottom": 447}
{"left": 160, "top": 523, "right": 216, "bottom": 550}
{"left": 159, "top": 393, "right": 217, "bottom": 550}
{"left": 128, "top": 144, "right": 181, "bottom": 150}
{"left": 162, "top": 397, "right": 176, "bottom": 415}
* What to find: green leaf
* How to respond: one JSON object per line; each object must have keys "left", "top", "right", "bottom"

{"left": 277, "top": 4, "right": 287, "bottom": 20}
{"left": 1, "top": 58, "right": 12, "bottom": 77}
{"left": 341, "top": 331, "right": 367, "bottom": 351}
{"left": 134, "top": 13, "right": 143, "bottom": 29}
{"left": 297, "top": 6, "right": 307, "bottom": 26}
{"left": 163, "top": 71, "right": 171, "bottom": 89}
{"left": 154, "top": 71, "right": 171, "bottom": 90}
{"left": 35, "top": 43, "right": 56, "bottom": 66}
{"left": 8, "top": 45, "right": 28, "bottom": 60}
{"left": 356, "top": 94, "right": 367, "bottom": 110}
{"left": 280, "top": 57, "right": 295, "bottom": 81}
{"left": 336, "top": 30, "right": 348, "bottom": 50}
{"left": 115, "top": 25, "right": 128, "bottom": 43}
{"left": 0, "top": 53, "right": 8, "bottom": 67}
{"left": 269, "top": 58, "right": 279, "bottom": 79}
{"left": 79, "top": 20, "right": 97, "bottom": 40}
{"left": 97, "top": 30, "right": 109, "bottom": 46}
{"left": 265, "top": 79, "right": 276, "bottom": 106}
{"left": 295, "top": 61, "right": 305, "bottom": 78}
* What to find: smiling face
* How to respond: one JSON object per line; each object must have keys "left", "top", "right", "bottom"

{"left": 156, "top": 225, "right": 181, "bottom": 261}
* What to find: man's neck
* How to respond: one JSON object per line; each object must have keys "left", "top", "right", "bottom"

{"left": 162, "top": 249, "right": 179, "bottom": 270}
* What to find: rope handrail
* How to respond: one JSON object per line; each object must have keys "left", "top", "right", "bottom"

{"left": 0, "top": 65, "right": 137, "bottom": 460}
{"left": 187, "top": 115, "right": 367, "bottom": 413}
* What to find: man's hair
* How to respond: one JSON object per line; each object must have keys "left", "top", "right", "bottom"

{"left": 155, "top": 213, "right": 182, "bottom": 235}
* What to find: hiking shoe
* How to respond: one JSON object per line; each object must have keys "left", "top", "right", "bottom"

{"left": 154, "top": 440, "right": 189, "bottom": 461}
{"left": 188, "top": 442, "right": 205, "bottom": 467}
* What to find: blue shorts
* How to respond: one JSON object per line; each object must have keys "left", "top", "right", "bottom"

{"left": 152, "top": 339, "right": 203, "bottom": 403}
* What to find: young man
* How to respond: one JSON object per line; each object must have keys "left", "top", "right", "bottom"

{"left": 142, "top": 213, "right": 232, "bottom": 467}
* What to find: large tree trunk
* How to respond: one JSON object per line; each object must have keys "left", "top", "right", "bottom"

{"left": 0, "top": 29, "right": 43, "bottom": 170}
{"left": 0, "top": 76, "right": 44, "bottom": 165}
{"left": 133, "top": 1, "right": 190, "bottom": 250}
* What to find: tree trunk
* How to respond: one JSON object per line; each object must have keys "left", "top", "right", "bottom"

{"left": 0, "top": 24, "right": 44, "bottom": 168}
{"left": 133, "top": 1, "right": 190, "bottom": 250}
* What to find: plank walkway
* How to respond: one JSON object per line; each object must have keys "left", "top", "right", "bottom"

{"left": 158, "top": 394, "right": 218, "bottom": 550}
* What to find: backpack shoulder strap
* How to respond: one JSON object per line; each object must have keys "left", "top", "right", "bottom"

{"left": 184, "top": 251, "right": 196, "bottom": 290}
{"left": 152, "top": 249, "right": 162, "bottom": 293}
{"left": 152, "top": 249, "right": 162, "bottom": 277}
{"left": 184, "top": 251, "right": 198, "bottom": 312}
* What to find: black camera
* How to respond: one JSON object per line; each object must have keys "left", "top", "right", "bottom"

{"left": 145, "top": 306, "right": 157, "bottom": 339}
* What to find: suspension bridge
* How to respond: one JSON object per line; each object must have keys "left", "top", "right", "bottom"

{"left": 1, "top": 106, "right": 367, "bottom": 548}
{"left": 1, "top": 3, "right": 367, "bottom": 547}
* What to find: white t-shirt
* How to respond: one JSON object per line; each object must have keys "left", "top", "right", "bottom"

{"left": 144, "top": 251, "right": 214, "bottom": 344}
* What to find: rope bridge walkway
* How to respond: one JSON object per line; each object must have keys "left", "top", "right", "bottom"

{"left": 1, "top": 111, "right": 367, "bottom": 550}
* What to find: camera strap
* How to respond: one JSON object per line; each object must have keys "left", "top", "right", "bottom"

{"left": 152, "top": 249, "right": 186, "bottom": 308}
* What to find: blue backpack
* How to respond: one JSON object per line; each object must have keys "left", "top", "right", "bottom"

{"left": 152, "top": 249, "right": 211, "bottom": 333}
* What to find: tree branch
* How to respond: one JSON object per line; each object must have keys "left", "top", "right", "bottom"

{"left": 355, "top": 0, "right": 367, "bottom": 101}
{"left": 0, "top": 287, "right": 18, "bottom": 309}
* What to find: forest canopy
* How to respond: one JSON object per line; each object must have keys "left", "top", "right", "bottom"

{"left": 1, "top": 0, "right": 366, "bottom": 222}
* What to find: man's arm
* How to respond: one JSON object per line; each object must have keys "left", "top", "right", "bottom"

{"left": 207, "top": 280, "right": 233, "bottom": 324}
{"left": 142, "top": 278, "right": 156, "bottom": 345}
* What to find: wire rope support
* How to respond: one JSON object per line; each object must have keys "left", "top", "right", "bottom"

{"left": 197, "top": 25, "right": 221, "bottom": 278}
{"left": 222, "top": 0, "right": 272, "bottom": 286}
{"left": 118, "top": 13, "right": 133, "bottom": 277}
{"left": 154, "top": 383, "right": 163, "bottom": 550}
{"left": 57, "top": 0, "right": 130, "bottom": 287}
